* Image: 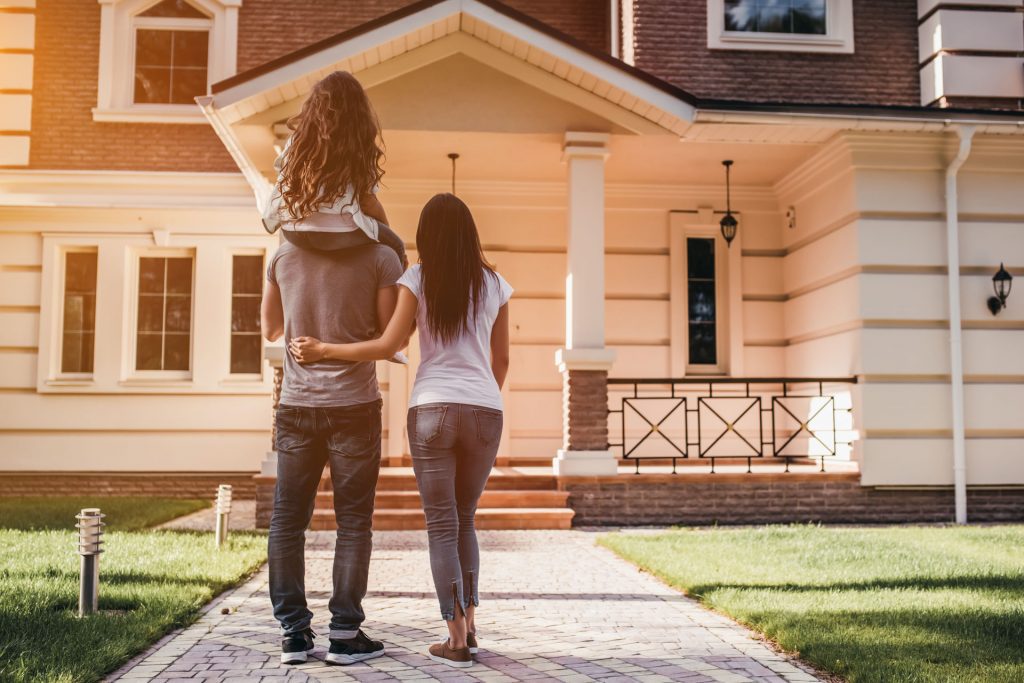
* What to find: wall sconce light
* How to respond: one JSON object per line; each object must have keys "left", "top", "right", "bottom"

{"left": 986, "top": 263, "right": 1013, "bottom": 315}
{"left": 720, "top": 160, "right": 737, "bottom": 246}
{"left": 786, "top": 206, "right": 797, "bottom": 230}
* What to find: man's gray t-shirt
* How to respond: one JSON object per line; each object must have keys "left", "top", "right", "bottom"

{"left": 268, "top": 241, "right": 402, "bottom": 407}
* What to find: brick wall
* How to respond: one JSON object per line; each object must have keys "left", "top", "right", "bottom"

{"left": 26, "top": 1, "right": 607, "bottom": 172}
{"left": 237, "top": 0, "right": 609, "bottom": 72}
{"left": 0, "top": 472, "right": 257, "bottom": 500}
{"left": 630, "top": 0, "right": 920, "bottom": 106}
{"left": 28, "top": 0, "right": 236, "bottom": 172}
{"left": 562, "top": 473, "right": 1024, "bottom": 525}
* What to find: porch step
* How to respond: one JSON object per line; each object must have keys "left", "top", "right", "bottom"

{"left": 315, "top": 468, "right": 558, "bottom": 492}
{"left": 311, "top": 507, "right": 575, "bottom": 531}
{"left": 317, "top": 489, "right": 570, "bottom": 510}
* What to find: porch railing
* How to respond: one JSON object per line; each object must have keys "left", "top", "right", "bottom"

{"left": 607, "top": 377, "right": 857, "bottom": 474}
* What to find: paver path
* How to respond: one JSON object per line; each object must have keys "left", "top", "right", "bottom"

{"left": 107, "top": 531, "right": 823, "bottom": 683}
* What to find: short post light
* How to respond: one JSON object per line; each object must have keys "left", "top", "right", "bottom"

{"left": 720, "top": 160, "right": 738, "bottom": 246}
{"left": 215, "top": 484, "right": 233, "bottom": 548}
{"left": 986, "top": 263, "right": 1013, "bottom": 315}
{"left": 75, "top": 508, "right": 105, "bottom": 617}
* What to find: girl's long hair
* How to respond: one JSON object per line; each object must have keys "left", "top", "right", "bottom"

{"left": 279, "top": 71, "right": 384, "bottom": 221}
{"left": 416, "top": 193, "right": 495, "bottom": 344}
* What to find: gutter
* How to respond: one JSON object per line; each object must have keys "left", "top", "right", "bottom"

{"left": 195, "top": 95, "right": 273, "bottom": 207}
{"left": 693, "top": 109, "right": 1024, "bottom": 134}
{"left": 945, "top": 125, "right": 975, "bottom": 525}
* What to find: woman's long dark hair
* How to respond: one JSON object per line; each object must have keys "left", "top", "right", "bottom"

{"left": 416, "top": 193, "right": 495, "bottom": 344}
{"left": 279, "top": 71, "right": 384, "bottom": 221}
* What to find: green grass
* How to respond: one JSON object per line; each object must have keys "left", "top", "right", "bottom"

{"left": 0, "top": 496, "right": 210, "bottom": 531}
{"left": 0, "top": 497, "right": 267, "bottom": 683}
{"left": 600, "top": 525, "right": 1024, "bottom": 683}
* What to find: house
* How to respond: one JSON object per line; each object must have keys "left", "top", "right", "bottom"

{"left": 1, "top": 0, "right": 1022, "bottom": 526}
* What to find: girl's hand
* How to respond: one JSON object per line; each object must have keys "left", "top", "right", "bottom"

{"left": 289, "top": 336, "right": 325, "bottom": 363}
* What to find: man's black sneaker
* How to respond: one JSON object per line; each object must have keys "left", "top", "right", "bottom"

{"left": 326, "top": 630, "right": 385, "bottom": 665}
{"left": 280, "top": 628, "right": 316, "bottom": 664}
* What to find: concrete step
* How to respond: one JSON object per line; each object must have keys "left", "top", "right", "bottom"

{"left": 310, "top": 507, "right": 575, "bottom": 531}
{"left": 316, "top": 489, "right": 571, "bottom": 510}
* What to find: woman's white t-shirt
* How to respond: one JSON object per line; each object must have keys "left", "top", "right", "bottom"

{"left": 397, "top": 265, "right": 512, "bottom": 411}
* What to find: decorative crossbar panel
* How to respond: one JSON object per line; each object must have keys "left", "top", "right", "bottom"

{"left": 607, "top": 377, "right": 857, "bottom": 474}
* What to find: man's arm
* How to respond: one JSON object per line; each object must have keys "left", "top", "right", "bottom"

{"left": 261, "top": 280, "right": 284, "bottom": 342}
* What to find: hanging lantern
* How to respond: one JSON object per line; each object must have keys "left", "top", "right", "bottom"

{"left": 448, "top": 153, "right": 459, "bottom": 195}
{"left": 720, "top": 160, "right": 738, "bottom": 246}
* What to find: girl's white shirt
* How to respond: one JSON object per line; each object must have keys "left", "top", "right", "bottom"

{"left": 259, "top": 137, "right": 379, "bottom": 238}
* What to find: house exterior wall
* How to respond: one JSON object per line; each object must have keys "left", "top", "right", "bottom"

{"left": 627, "top": 0, "right": 922, "bottom": 106}
{"left": 776, "top": 131, "right": 1024, "bottom": 486}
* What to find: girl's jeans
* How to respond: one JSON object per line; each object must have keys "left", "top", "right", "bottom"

{"left": 408, "top": 403, "right": 503, "bottom": 621}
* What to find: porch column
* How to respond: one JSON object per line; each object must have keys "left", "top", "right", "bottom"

{"left": 553, "top": 132, "right": 618, "bottom": 477}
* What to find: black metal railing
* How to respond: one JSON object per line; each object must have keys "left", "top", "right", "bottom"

{"left": 607, "top": 377, "right": 857, "bottom": 474}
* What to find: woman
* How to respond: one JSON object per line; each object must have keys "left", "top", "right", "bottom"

{"left": 290, "top": 193, "right": 512, "bottom": 669}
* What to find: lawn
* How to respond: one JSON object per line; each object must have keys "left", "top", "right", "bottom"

{"left": 0, "top": 497, "right": 267, "bottom": 683}
{"left": 600, "top": 525, "right": 1024, "bottom": 683}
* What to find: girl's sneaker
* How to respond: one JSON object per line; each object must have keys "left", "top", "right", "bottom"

{"left": 467, "top": 632, "right": 479, "bottom": 655}
{"left": 428, "top": 640, "right": 473, "bottom": 668}
{"left": 280, "top": 628, "right": 316, "bottom": 664}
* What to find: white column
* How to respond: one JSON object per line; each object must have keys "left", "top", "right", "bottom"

{"left": 553, "top": 132, "right": 618, "bottom": 477}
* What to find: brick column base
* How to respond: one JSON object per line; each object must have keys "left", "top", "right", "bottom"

{"left": 553, "top": 349, "right": 618, "bottom": 476}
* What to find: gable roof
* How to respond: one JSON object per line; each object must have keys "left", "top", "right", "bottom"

{"left": 205, "top": 0, "right": 697, "bottom": 135}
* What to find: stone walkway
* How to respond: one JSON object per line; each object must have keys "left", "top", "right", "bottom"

{"left": 107, "top": 531, "right": 823, "bottom": 683}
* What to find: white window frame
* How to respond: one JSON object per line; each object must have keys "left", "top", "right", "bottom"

{"left": 94, "top": 0, "right": 241, "bottom": 124}
{"left": 125, "top": 247, "right": 196, "bottom": 382}
{"left": 707, "top": 0, "right": 854, "bottom": 54}
{"left": 225, "top": 248, "right": 266, "bottom": 381}
{"left": 669, "top": 211, "right": 744, "bottom": 377}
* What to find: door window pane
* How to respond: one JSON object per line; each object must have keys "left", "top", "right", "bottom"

{"left": 230, "top": 254, "right": 264, "bottom": 374}
{"left": 687, "top": 238, "right": 717, "bottom": 366}
{"left": 61, "top": 252, "right": 98, "bottom": 374}
{"left": 724, "top": 0, "right": 826, "bottom": 35}
{"left": 135, "top": 256, "right": 193, "bottom": 372}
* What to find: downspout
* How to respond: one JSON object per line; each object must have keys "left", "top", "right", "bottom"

{"left": 609, "top": 0, "right": 620, "bottom": 59}
{"left": 945, "top": 124, "right": 975, "bottom": 525}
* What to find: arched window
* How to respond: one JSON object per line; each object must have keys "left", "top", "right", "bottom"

{"left": 95, "top": 0, "right": 241, "bottom": 123}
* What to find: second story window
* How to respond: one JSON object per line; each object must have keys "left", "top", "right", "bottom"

{"left": 133, "top": 0, "right": 211, "bottom": 105}
{"left": 94, "top": 0, "right": 240, "bottom": 124}
{"left": 724, "top": 0, "right": 826, "bottom": 35}
{"left": 708, "top": 0, "right": 853, "bottom": 53}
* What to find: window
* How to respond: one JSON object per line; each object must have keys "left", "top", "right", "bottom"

{"left": 94, "top": 0, "right": 240, "bottom": 123}
{"left": 707, "top": 0, "right": 853, "bottom": 53}
{"left": 136, "top": 255, "right": 193, "bottom": 372}
{"left": 230, "top": 254, "right": 263, "bottom": 374}
{"left": 724, "top": 0, "right": 825, "bottom": 35}
{"left": 686, "top": 238, "right": 717, "bottom": 366}
{"left": 61, "top": 251, "right": 98, "bottom": 375}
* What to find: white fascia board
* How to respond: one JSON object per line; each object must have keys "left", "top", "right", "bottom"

{"left": 463, "top": 0, "right": 695, "bottom": 123}
{"left": 209, "top": 0, "right": 461, "bottom": 108}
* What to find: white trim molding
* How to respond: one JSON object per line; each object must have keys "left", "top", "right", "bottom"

{"left": 94, "top": 0, "right": 241, "bottom": 124}
{"left": 707, "top": 0, "right": 854, "bottom": 54}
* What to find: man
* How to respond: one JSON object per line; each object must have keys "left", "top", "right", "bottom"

{"left": 261, "top": 237, "right": 402, "bottom": 666}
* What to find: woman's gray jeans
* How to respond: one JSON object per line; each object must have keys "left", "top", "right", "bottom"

{"left": 407, "top": 402, "right": 503, "bottom": 621}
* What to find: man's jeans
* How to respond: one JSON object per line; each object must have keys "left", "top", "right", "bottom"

{"left": 268, "top": 400, "right": 382, "bottom": 639}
